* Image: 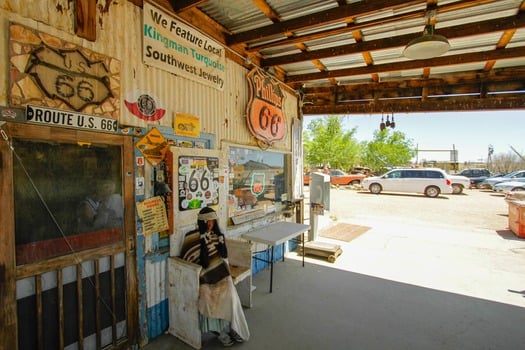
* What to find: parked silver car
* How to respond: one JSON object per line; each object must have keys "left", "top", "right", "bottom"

{"left": 493, "top": 180, "right": 525, "bottom": 194}
{"left": 480, "top": 170, "right": 525, "bottom": 189}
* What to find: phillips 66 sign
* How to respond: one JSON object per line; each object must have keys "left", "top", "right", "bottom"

{"left": 245, "top": 68, "right": 287, "bottom": 144}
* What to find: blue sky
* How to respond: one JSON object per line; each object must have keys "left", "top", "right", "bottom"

{"left": 304, "top": 110, "right": 524, "bottom": 163}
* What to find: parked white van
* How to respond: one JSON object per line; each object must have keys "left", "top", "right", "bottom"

{"left": 361, "top": 168, "right": 453, "bottom": 198}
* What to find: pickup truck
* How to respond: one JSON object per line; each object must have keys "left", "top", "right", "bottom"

{"left": 304, "top": 169, "right": 366, "bottom": 186}
{"left": 449, "top": 174, "right": 471, "bottom": 194}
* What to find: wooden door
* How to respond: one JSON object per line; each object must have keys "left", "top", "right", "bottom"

{"left": 0, "top": 123, "right": 137, "bottom": 349}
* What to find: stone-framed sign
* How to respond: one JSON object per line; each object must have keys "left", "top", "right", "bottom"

{"left": 9, "top": 23, "right": 120, "bottom": 118}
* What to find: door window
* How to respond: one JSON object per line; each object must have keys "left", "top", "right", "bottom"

{"left": 13, "top": 139, "right": 123, "bottom": 265}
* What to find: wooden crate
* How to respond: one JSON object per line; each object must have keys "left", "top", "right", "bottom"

{"left": 301, "top": 241, "right": 343, "bottom": 263}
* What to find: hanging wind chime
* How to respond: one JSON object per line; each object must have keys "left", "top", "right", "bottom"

{"left": 379, "top": 111, "right": 396, "bottom": 130}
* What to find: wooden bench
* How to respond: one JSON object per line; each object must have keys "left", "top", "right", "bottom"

{"left": 168, "top": 238, "right": 252, "bottom": 349}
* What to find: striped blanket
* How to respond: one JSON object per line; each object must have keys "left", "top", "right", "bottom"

{"left": 180, "top": 229, "right": 230, "bottom": 285}
{"left": 180, "top": 229, "right": 250, "bottom": 341}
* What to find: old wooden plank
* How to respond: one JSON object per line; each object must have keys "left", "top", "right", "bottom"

{"left": 75, "top": 0, "right": 96, "bottom": 41}
{"left": 36, "top": 274, "right": 43, "bottom": 350}
{"left": 95, "top": 260, "right": 101, "bottom": 349}
{"left": 77, "top": 264, "right": 84, "bottom": 350}
{"left": 58, "top": 269, "right": 64, "bottom": 350}
{"left": 0, "top": 122, "right": 17, "bottom": 350}
{"left": 16, "top": 244, "right": 125, "bottom": 279}
{"left": 111, "top": 255, "right": 117, "bottom": 346}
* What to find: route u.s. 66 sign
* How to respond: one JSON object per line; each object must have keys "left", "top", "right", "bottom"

{"left": 245, "top": 68, "right": 286, "bottom": 144}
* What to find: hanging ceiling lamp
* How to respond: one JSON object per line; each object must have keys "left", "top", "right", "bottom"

{"left": 403, "top": 11, "right": 450, "bottom": 60}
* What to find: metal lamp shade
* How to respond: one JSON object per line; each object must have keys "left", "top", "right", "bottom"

{"left": 403, "top": 24, "right": 450, "bottom": 59}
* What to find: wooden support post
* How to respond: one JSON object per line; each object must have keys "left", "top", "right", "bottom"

{"left": 75, "top": 0, "right": 97, "bottom": 41}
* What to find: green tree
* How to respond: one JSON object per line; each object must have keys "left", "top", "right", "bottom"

{"left": 303, "top": 116, "right": 361, "bottom": 171}
{"left": 361, "top": 129, "right": 415, "bottom": 173}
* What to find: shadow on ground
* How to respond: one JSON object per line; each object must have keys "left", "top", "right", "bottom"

{"left": 144, "top": 259, "right": 525, "bottom": 349}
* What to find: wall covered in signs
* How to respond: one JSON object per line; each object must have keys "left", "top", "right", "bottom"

{"left": 0, "top": 1, "right": 300, "bottom": 347}
{"left": 0, "top": 1, "right": 298, "bottom": 154}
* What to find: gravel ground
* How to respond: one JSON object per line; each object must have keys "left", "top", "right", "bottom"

{"left": 299, "top": 185, "right": 525, "bottom": 308}
{"left": 321, "top": 186, "right": 510, "bottom": 233}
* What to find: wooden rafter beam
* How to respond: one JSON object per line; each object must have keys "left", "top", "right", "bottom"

{"left": 302, "top": 68, "right": 525, "bottom": 109}
{"left": 166, "top": 0, "right": 206, "bottom": 13}
{"left": 263, "top": 14, "right": 525, "bottom": 67}
{"left": 245, "top": 0, "right": 490, "bottom": 52}
{"left": 252, "top": 0, "right": 281, "bottom": 23}
{"left": 286, "top": 46, "right": 525, "bottom": 84}
{"left": 335, "top": 81, "right": 525, "bottom": 101}
{"left": 228, "top": 0, "right": 424, "bottom": 45}
{"left": 302, "top": 68, "right": 525, "bottom": 94}
{"left": 302, "top": 96, "right": 525, "bottom": 114}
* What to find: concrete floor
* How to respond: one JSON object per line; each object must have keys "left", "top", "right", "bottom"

{"left": 141, "top": 215, "right": 525, "bottom": 350}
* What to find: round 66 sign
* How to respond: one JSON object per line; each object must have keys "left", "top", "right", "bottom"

{"left": 246, "top": 68, "right": 287, "bottom": 144}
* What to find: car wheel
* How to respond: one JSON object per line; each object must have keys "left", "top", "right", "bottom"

{"left": 369, "top": 183, "right": 382, "bottom": 194}
{"left": 452, "top": 184, "right": 463, "bottom": 194}
{"left": 350, "top": 180, "right": 360, "bottom": 185}
{"left": 512, "top": 187, "right": 525, "bottom": 192}
{"left": 425, "top": 186, "right": 440, "bottom": 198}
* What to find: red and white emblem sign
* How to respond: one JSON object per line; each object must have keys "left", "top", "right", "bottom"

{"left": 124, "top": 90, "right": 166, "bottom": 121}
{"left": 246, "top": 68, "right": 286, "bottom": 144}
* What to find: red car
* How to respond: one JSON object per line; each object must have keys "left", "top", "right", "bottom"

{"left": 304, "top": 169, "right": 366, "bottom": 186}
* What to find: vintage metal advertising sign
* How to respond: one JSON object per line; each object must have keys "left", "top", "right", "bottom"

{"left": 246, "top": 68, "right": 287, "bottom": 144}
{"left": 135, "top": 127, "right": 169, "bottom": 166}
{"left": 174, "top": 113, "right": 200, "bottom": 138}
{"left": 9, "top": 23, "right": 120, "bottom": 118}
{"left": 143, "top": 3, "right": 225, "bottom": 90}
{"left": 177, "top": 156, "right": 219, "bottom": 211}
{"left": 26, "top": 105, "right": 119, "bottom": 134}
{"left": 124, "top": 90, "right": 166, "bottom": 122}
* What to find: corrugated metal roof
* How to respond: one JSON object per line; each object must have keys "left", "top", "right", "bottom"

{"left": 170, "top": 0, "right": 525, "bottom": 112}
{"left": 198, "top": 0, "right": 272, "bottom": 33}
{"left": 267, "top": 0, "right": 340, "bottom": 20}
{"left": 198, "top": 0, "right": 525, "bottom": 71}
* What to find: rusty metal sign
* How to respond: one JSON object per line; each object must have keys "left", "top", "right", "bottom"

{"left": 245, "top": 68, "right": 287, "bottom": 144}
{"left": 25, "top": 45, "right": 112, "bottom": 110}
{"left": 9, "top": 23, "right": 120, "bottom": 118}
{"left": 135, "top": 127, "right": 169, "bottom": 166}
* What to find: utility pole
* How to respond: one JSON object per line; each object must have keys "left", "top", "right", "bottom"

{"left": 487, "top": 144, "right": 493, "bottom": 169}
{"left": 510, "top": 145, "right": 525, "bottom": 162}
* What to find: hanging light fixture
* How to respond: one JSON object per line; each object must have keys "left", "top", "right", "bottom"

{"left": 403, "top": 11, "right": 450, "bottom": 60}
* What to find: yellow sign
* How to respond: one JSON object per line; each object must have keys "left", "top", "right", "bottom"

{"left": 136, "top": 196, "right": 169, "bottom": 235}
{"left": 174, "top": 113, "right": 201, "bottom": 138}
{"left": 135, "top": 127, "right": 169, "bottom": 166}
